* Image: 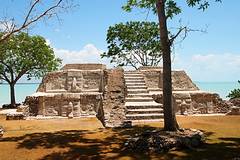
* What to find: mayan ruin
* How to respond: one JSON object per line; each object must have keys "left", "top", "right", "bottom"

{"left": 22, "top": 63, "right": 227, "bottom": 127}
{"left": 1, "top": 1, "right": 240, "bottom": 159}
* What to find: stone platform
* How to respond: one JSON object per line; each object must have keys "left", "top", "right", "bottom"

{"left": 23, "top": 64, "right": 227, "bottom": 127}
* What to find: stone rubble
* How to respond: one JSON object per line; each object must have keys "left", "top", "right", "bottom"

{"left": 0, "top": 126, "right": 3, "bottom": 137}
{"left": 6, "top": 112, "right": 25, "bottom": 120}
{"left": 226, "top": 106, "right": 240, "bottom": 115}
{"left": 229, "top": 98, "right": 240, "bottom": 107}
{"left": 124, "top": 129, "right": 205, "bottom": 153}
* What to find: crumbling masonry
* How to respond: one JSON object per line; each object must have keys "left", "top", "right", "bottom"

{"left": 25, "top": 64, "right": 224, "bottom": 127}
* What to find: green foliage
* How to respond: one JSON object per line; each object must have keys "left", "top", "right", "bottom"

{"left": 101, "top": 21, "right": 162, "bottom": 69}
{"left": 123, "top": 0, "right": 221, "bottom": 18}
{"left": 227, "top": 81, "right": 240, "bottom": 99}
{"left": 0, "top": 32, "right": 61, "bottom": 83}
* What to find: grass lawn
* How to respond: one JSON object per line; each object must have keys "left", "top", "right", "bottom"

{"left": 0, "top": 115, "right": 239, "bottom": 160}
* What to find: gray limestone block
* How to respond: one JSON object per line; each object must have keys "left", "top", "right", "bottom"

{"left": 68, "top": 71, "right": 83, "bottom": 77}
{"left": 62, "top": 93, "right": 81, "bottom": 99}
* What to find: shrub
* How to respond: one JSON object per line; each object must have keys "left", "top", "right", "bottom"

{"left": 227, "top": 80, "right": 240, "bottom": 99}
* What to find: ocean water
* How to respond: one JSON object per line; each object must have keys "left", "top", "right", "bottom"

{"left": 195, "top": 81, "right": 239, "bottom": 99}
{"left": 0, "top": 84, "right": 39, "bottom": 106}
{"left": 0, "top": 82, "right": 239, "bottom": 105}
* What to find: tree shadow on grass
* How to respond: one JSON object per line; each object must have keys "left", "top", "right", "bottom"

{"left": 0, "top": 126, "right": 158, "bottom": 160}
{"left": 0, "top": 126, "right": 239, "bottom": 160}
{"left": 165, "top": 136, "right": 240, "bottom": 160}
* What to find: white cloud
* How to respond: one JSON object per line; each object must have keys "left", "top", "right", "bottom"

{"left": 54, "top": 44, "right": 112, "bottom": 67}
{"left": 173, "top": 53, "right": 240, "bottom": 82}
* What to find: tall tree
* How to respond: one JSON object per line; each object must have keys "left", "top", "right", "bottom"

{"left": 0, "top": 0, "right": 75, "bottom": 43}
{"left": 0, "top": 32, "right": 61, "bottom": 107}
{"left": 123, "top": 0, "right": 221, "bottom": 131}
{"left": 102, "top": 21, "right": 162, "bottom": 69}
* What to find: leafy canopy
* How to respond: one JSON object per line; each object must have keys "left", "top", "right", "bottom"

{"left": 123, "top": 0, "right": 221, "bottom": 18}
{"left": 0, "top": 32, "right": 61, "bottom": 83}
{"left": 227, "top": 81, "right": 240, "bottom": 99}
{"left": 101, "top": 21, "right": 162, "bottom": 69}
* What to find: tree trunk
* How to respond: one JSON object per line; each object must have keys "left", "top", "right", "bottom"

{"left": 9, "top": 82, "right": 16, "bottom": 107}
{"left": 156, "top": 0, "right": 178, "bottom": 131}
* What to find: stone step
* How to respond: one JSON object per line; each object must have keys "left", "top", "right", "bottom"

{"left": 127, "top": 93, "right": 152, "bottom": 97}
{"left": 125, "top": 97, "right": 153, "bottom": 102}
{"left": 127, "top": 108, "right": 163, "bottom": 114}
{"left": 125, "top": 102, "right": 162, "bottom": 109}
{"left": 127, "top": 89, "right": 148, "bottom": 94}
{"left": 127, "top": 86, "right": 147, "bottom": 89}
{"left": 124, "top": 74, "right": 143, "bottom": 77}
{"left": 125, "top": 101, "right": 161, "bottom": 106}
{"left": 125, "top": 79, "right": 145, "bottom": 83}
{"left": 124, "top": 71, "right": 141, "bottom": 74}
{"left": 125, "top": 113, "right": 164, "bottom": 120}
{"left": 126, "top": 105, "right": 162, "bottom": 109}
{"left": 124, "top": 77, "right": 144, "bottom": 80}
{"left": 126, "top": 83, "right": 146, "bottom": 86}
{"left": 128, "top": 119, "right": 164, "bottom": 125}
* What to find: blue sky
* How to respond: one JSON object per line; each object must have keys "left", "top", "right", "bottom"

{"left": 0, "top": 0, "right": 240, "bottom": 82}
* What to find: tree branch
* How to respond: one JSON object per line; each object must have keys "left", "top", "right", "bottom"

{"left": 169, "top": 24, "right": 207, "bottom": 46}
{"left": 0, "top": 0, "right": 71, "bottom": 42}
{"left": 14, "top": 69, "right": 28, "bottom": 84}
{"left": 0, "top": 60, "right": 12, "bottom": 71}
{"left": 0, "top": 72, "right": 10, "bottom": 83}
{"left": 169, "top": 26, "right": 187, "bottom": 45}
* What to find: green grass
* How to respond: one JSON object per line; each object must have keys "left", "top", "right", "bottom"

{"left": 0, "top": 116, "right": 239, "bottom": 160}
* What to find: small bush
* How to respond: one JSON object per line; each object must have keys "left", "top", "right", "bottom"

{"left": 227, "top": 80, "right": 240, "bottom": 99}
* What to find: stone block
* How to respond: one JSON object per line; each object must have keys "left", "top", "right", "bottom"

{"left": 45, "top": 107, "right": 59, "bottom": 116}
{"left": 226, "top": 106, "right": 240, "bottom": 115}
{"left": 6, "top": 113, "right": 25, "bottom": 120}
{"left": 68, "top": 71, "right": 83, "bottom": 77}
{"left": 0, "top": 126, "right": 3, "bottom": 137}
{"left": 62, "top": 93, "right": 81, "bottom": 99}
{"left": 62, "top": 64, "right": 106, "bottom": 70}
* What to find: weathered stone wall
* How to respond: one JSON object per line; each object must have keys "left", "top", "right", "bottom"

{"left": 139, "top": 66, "right": 163, "bottom": 70}
{"left": 190, "top": 92, "right": 231, "bottom": 113}
{"left": 152, "top": 91, "right": 227, "bottom": 115}
{"left": 24, "top": 96, "right": 40, "bottom": 116}
{"left": 140, "top": 68, "right": 199, "bottom": 91}
{"left": 62, "top": 63, "right": 106, "bottom": 70}
{"left": 173, "top": 93, "right": 192, "bottom": 115}
{"left": 172, "top": 71, "right": 199, "bottom": 91}
{"left": 66, "top": 70, "right": 103, "bottom": 92}
{"left": 37, "top": 70, "right": 103, "bottom": 93}
{"left": 152, "top": 93, "right": 192, "bottom": 115}
{"left": 25, "top": 93, "right": 102, "bottom": 117}
{"left": 101, "top": 68, "right": 126, "bottom": 127}
{"left": 229, "top": 98, "right": 240, "bottom": 107}
{"left": 37, "top": 71, "right": 67, "bottom": 92}
{"left": 141, "top": 70, "right": 162, "bottom": 89}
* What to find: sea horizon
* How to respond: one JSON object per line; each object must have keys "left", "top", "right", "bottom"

{"left": 0, "top": 81, "right": 239, "bottom": 105}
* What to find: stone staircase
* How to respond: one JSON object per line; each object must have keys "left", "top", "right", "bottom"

{"left": 124, "top": 71, "right": 164, "bottom": 124}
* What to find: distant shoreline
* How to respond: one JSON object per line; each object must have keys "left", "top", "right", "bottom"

{"left": 0, "top": 83, "right": 40, "bottom": 85}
